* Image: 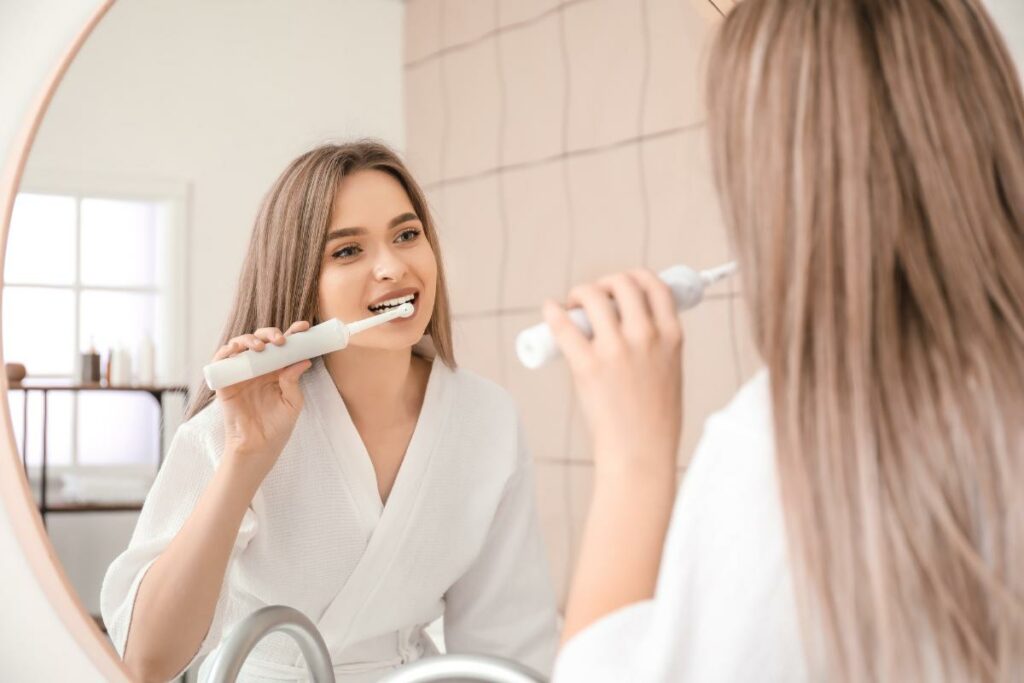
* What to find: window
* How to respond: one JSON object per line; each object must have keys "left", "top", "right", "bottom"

{"left": 4, "top": 184, "right": 185, "bottom": 475}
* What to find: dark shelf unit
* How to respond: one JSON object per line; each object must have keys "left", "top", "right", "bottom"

{"left": 10, "top": 381, "right": 189, "bottom": 522}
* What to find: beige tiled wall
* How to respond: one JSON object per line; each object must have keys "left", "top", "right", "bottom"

{"left": 404, "top": 0, "right": 755, "bottom": 609}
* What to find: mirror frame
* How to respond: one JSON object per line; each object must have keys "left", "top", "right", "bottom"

{"left": 0, "top": 1, "right": 130, "bottom": 680}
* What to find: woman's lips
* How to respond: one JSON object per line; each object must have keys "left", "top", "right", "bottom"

{"left": 368, "top": 293, "right": 419, "bottom": 320}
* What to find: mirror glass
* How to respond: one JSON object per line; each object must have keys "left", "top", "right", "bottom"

{"left": 4, "top": 0, "right": 761, "bottom": 680}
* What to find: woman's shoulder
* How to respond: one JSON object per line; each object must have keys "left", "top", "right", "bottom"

{"left": 682, "top": 367, "right": 776, "bottom": 519}
{"left": 702, "top": 367, "right": 773, "bottom": 450}
{"left": 175, "top": 396, "right": 225, "bottom": 454}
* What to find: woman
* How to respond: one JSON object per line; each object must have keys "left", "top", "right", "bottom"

{"left": 101, "top": 141, "right": 558, "bottom": 682}
{"left": 548, "top": 0, "right": 1023, "bottom": 680}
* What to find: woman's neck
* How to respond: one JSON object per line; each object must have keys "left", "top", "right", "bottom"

{"left": 323, "top": 345, "right": 429, "bottom": 427}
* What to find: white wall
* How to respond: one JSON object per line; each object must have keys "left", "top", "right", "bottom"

{"left": 987, "top": 0, "right": 1024, "bottom": 72}
{"left": 11, "top": 0, "right": 405, "bottom": 671}
{"left": 23, "top": 0, "right": 405, "bottom": 385}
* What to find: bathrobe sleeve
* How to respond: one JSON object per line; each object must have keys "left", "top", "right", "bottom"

{"left": 99, "top": 418, "right": 259, "bottom": 675}
{"left": 442, "top": 415, "right": 560, "bottom": 677}
{"left": 552, "top": 370, "right": 810, "bottom": 682}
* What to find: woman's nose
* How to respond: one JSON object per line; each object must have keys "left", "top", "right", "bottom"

{"left": 372, "top": 250, "right": 407, "bottom": 282}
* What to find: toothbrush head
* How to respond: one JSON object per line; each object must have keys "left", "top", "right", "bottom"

{"left": 396, "top": 302, "right": 415, "bottom": 317}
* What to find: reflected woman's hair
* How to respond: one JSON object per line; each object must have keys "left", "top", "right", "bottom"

{"left": 185, "top": 140, "right": 456, "bottom": 420}
{"left": 708, "top": 0, "right": 1024, "bottom": 680}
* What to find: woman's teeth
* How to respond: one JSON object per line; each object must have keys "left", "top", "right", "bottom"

{"left": 369, "top": 293, "right": 415, "bottom": 313}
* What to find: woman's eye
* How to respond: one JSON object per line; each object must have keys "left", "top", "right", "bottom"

{"left": 396, "top": 228, "right": 421, "bottom": 243}
{"left": 332, "top": 245, "right": 362, "bottom": 259}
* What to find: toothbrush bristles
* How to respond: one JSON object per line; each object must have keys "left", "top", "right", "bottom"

{"left": 346, "top": 302, "right": 415, "bottom": 335}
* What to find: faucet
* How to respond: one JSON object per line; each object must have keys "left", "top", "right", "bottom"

{"left": 377, "top": 654, "right": 547, "bottom": 683}
{"left": 205, "top": 605, "right": 546, "bottom": 683}
{"left": 206, "top": 605, "right": 336, "bottom": 683}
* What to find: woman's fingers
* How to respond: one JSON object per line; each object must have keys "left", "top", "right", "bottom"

{"left": 253, "top": 327, "right": 285, "bottom": 345}
{"left": 630, "top": 269, "right": 682, "bottom": 344}
{"left": 211, "top": 321, "right": 310, "bottom": 362}
{"left": 212, "top": 338, "right": 247, "bottom": 361}
{"left": 284, "top": 320, "right": 310, "bottom": 336}
{"left": 594, "top": 272, "right": 655, "bottom": 344}
{"left": 567, "top": 283, "right": 621, "bottom": 341}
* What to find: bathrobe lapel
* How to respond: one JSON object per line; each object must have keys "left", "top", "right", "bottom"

{"left": 305, "top": 351, "right": 454, "bottom": 651}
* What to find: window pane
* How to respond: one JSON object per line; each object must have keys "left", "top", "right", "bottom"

{"left": 15, "top": 390, "right": 73, "bottom": 468}
{"left": 77, "top": 392, "right": 159, "bottom": 465}
{"left": 79, "top": 290, "right": 156, "bottom": 358}
{"left": 80, "top": 198, "right": 158, "bottom": 288}
{"left": 5, "top": 193, "right": 76, "bottom": 285}
{"left": 2, "top": 286, "right": 76, "bottom": 376}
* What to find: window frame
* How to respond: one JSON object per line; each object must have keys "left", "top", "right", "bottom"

{"left": 9, "top": 169, "right": 189, "bottom": 479}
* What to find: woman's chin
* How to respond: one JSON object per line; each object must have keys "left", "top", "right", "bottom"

{"left": 349, "top": 327, "right": 427, "bottom": 352}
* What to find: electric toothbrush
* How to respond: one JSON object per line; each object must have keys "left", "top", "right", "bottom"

{"left": 516, "top": 262, "right": 737, "bottom": 369}
{"left": 203, "top": 302, "right": 415, "bottom": 390}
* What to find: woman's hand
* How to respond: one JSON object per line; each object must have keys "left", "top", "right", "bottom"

{"left": 542, "top": 269, "right": 684, "bottom": 473}
{"left": 544, "top": 269, "right": 685, "bottom": 642}
{"left": 213, "top": 321, "right": 313, "bottom": 482}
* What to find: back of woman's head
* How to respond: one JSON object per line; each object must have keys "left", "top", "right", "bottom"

{"left": 707, "top": 0, "right": 1024, "bottom": 679}
{"left": 184, "top": 140, "right": 455, "bottom": 420}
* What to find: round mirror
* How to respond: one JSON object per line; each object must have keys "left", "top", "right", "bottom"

{"left": 31, "top": 0, "right": 1024, "bottom": 679}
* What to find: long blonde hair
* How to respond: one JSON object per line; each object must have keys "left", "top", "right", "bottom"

{"left": 707, "top": 0, "right": 1024, "bottom": 679}
{"left": 185, "top": 141, "right": 457, "bottom": 421}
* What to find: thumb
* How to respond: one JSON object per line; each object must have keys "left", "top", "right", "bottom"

{"left": 277, "top": 359, "right": 312, "bottom": 406}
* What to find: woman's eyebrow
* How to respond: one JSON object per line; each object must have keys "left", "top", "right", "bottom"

{"left": 325, "top": 212, "right": 420, "bottom": 242}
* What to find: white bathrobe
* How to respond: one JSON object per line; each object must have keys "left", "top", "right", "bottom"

{"left": 552, "top": 370, "right": 816, "bottom": 682}
{"left": 101, "top": 349, "right": 559, "bottom": 682}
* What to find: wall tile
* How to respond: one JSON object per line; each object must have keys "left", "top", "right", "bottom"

{"left": 405, "top": 0, "right": 443, "bottom": 64}
{"left": 500, "top": 161, "right": 573, "bottom": 309}
{"left": 566, "top": 145, "right": 647, "bottom": 282}
{"left": 643, "top": 0, "right": 716, "bottom": 133}
{"left": 689, "top": 0, "right": 733, "bottom": 22}
{"left": 438, "top": 177, "right": 503, "bottom": 315}
{"left": 443, "top": 0, "right": 498, "bottom": 48}
{"left": 443, "top": 41, "right": 501, "bottom": 178}
{"left": 499, "top": 16, "right": 565, "bottom": 166}
{"left": 500, "top": 312, "right": 573, "bottom": 461}
{"left": 452, "top": 313, "right": 503, "bottom": 384}
{"left": 405, "top": 60, "right": 445, "bottom": 185}
{"left": 564, "top": 0, "right": 645, "bottom": 151}
{"left": 498, "top": 0, "right": 561, "bottom": 27}
{"left": 642, "top": 127, "right": 732, "bottom": 281}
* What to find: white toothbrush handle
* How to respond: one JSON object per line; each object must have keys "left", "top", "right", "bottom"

{"left": 203, "top": 319, "right": 349, "bottom": 391}
{"left": 516, "top": 263, "right": 732, "bottom": 369}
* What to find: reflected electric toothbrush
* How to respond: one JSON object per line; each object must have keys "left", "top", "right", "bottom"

{"left": 516, "top": 262, "right": 738, "bottom": 369}
{"left": 203, "top": 302, "right": 415, "bottom": 390}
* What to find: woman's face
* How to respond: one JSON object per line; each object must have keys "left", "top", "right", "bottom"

{"left": 318, "top": 169, "right": 437, "bottom": 350}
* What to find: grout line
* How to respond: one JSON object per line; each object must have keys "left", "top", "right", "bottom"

{"left": 707, "top": 0, "right": 727, "bottom": 18}
{"left": 404, "top": 0, "right": 592, "bottom": 69}
{"left": 423, "top": 121, "right": 705, "bottom": 191}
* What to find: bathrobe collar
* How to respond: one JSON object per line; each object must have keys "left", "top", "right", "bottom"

{"left": 302, "top": 349, "right": 455, "bottom": 652}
